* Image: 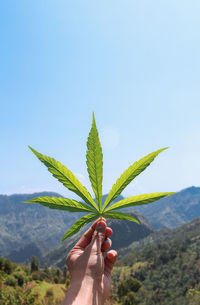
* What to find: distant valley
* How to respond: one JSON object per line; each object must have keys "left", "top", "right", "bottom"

{"left": 0, "top": 186, "right": 200, "bottom": 265}
{"left": 43, "top": 211, "right": 153, "bottom": 268}
{"left": 1, "top": 215, "right": 200, "bottom": 305}
{"left": 0, "top": 192, "right": 79, "bottom": 257}
{"left": 0, "top": 192, "right": 123, "bottom": 261}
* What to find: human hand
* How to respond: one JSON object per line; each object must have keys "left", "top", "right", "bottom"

{"left": 62, "top": 218, "right": 117, "bottom": 305}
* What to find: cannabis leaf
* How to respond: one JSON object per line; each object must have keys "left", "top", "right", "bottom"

{"left": 25, "top": 196, "right": 96, "bottom": 213}
{"left": 86, "top": 113, "right": 103, "bottom": 210}
{"left": 103, "top": 211, "right": 140, "bottom": 224}
{"left": 28, "top": 146, "right": 98, "bottom": 211}
{"left": 61, "top": 214, "right": 98, "bottom": 241}
{"left": 104, "top": 192, "right": 175, "bottom": 212}
{"left": 25, "top": 113, "right": 176, "bottom": 241}
{"left": 102, "top": 148, "right": 167, "bottom": 211}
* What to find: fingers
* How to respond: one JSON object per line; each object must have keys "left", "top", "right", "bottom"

{"left": 74, "top": 219, "right": 99, "bottom": 249}
{"left": 89, "top": 220, "right": 107, "bottom": 253}
{"left": 102, "top": 238, "right": 112, "bottom": 253}
{"left": 105, "top": 227, "right": 112, "bottom": 237}
{"left": 104, "top": 250, "right": 117, "bottom": 276}
{"left": 74, "top": 218, "right": 112, "bottom": 250}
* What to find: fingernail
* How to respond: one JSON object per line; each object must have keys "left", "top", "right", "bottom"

{"left": 107, "top": 250, "right": 117, "bottom": 259}
{"left": 106, "top": 238, "right": 112, "bottom": 248}
{"left": 96, "top": 221, "right": 106, "bottom": 229}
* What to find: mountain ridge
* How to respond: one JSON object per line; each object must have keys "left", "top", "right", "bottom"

{"left": 1, "top": 186, "right": 200, "bottom": 263}
{"left": 0, "top": 192, "right": 123, "bottom": 259}
{"left": 42, "top": 211, "right": 154, "bottom": 268}
{"left": 134, "top": 185, "right": 200, "bottom": 229}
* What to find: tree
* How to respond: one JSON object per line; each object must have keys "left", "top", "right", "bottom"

{"left": 30, "top": 256, "right": 39, "bottom": 273}
{"left": 118, "top": 277, "right": 141, "bottom": 298}
{"left": 3, "top": 258, "right": 12, "bottom": 274}
{"left": 123, "top": 292, "right": 138, "bottom": 305}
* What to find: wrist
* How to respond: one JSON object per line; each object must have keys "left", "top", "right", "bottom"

{"left": 62, "top": 276, "right": 104, "bottom": 305}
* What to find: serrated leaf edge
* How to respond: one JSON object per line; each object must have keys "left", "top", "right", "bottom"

{"left": 29, "top": 146, "right": 98, "bottom": 211}
{"left": 103, "top": 211, "right": 140, "bottom": 225}
{"left": 103, "top": 147, "right": 168, "bottom": 211}
{"left": 61, "top": 213, "right": 98, "bottom": 241}
{"left": 86, "top": 113, "right": 103, "bottom": 210}
{"left": 24, "top": 196, "right": 96, "bottom": 213}
{"left": 104, "top": 192, "right": 176, "bottom": 212}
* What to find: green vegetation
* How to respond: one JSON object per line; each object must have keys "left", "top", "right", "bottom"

{"left": 1, "top": 187, "right": 199, "bottom": 261}
{"left": 0, "top": 256, "right": 67, "bottom": 305}
{"left": 134, "top": 186, "right": 200, "bottom": 230}
{"left": 111, "top": 218, "right": 200, "bottom": 305}
{"left": 117, "top": 277, "right": 142, "bottom": 305}
{"left": 43, "top": 212, "right": 153, "bottom": 269}
{"left": 1, "top": 218, "right": 200, "bottom": 304}
{"left": 0, "top": 191, "right": 81, "bottom": 259}
{"left": 1, "top": 187, "right": 200, "bottom": 265}
{"left": 26, "top": 113, "right": 174, "bottom": 240}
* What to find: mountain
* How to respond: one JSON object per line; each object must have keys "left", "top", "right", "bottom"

{"left": 1, "top": 218, "right": 200, "bottom": 305}
{"left": 1, "top": 186, "right": 200, "bottom": 263}
{"left": 0, "top": 192, "right": 80, "bottom": 257}
{"left": 44, "top": 186, "right": 200, "bottom": 268}
{"left": 113, "top": 217, "right": 200, "bottom": 305}
{"left": 104, "top": 212, "right": 153, "bottom": 250}
{"left": 134, "top": 186, "right": 200, "bottom": 229}
{"left": 0, "top": 192, "right": 123, "bottom": 260}
{"left": 8, "top": 242, "right": 44, "bottom": 262}
{"left": 42, "top": 211, "right": 154, "bottom": 268}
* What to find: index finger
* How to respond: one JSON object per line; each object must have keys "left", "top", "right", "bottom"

{"left": 74, "top": 218, "right": 106, "bottom": 250}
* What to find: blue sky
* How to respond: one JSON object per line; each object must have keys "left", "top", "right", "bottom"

{"left": 1, "top": 1, "right": 200, "bottom": 199}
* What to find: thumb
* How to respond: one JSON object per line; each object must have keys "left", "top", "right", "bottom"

{"left": 90, "top": 220, "right": 106, "bottom": 253}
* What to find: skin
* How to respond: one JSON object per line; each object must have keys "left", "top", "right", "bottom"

{"left": 62, "top": 218, "right": 118, "bottom": 305}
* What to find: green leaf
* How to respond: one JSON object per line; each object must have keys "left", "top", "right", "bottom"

{"left": 103, "top": 211, "right": 140, "bottom": 224}
{"left": 86, "top": 113, "right": 103, "bottom": 210}
{"left": 61, "top": 213, "right": 98, "bottom": 241}
{"left": 102, "top": 147, "right": 168, "bottom": 211}
{"left": 105, "top": 192, "right": 175, "bottom": 212}
{"left": 29, "top": 146, "right": 98, "bottom": 210}
{"left": 24, "top": 196, "right": 96, "bottom": 213}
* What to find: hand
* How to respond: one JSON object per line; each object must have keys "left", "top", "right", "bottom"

{"left": 62, "top": 218, "right": 117, "bottom": 305}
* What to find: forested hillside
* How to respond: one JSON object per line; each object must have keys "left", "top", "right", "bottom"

{"left": 0, "top": 255, "right": 68, "bottom": 304}
{"left": 43, "top": 211, "right": 153, "bottom": 268}
{"left": 1, "top": 218, "right": 200, "bottom": 304}
{"left": 0, "top": 192, "right": 123, "bottom": 260}
{"left": 0, "top": 192, "right": 79, "bottom": 257}
{"left": 111, "top": 218, "right": 200, "bottom": 305}
{"left": 1, "top": 186, "right": 200, "bottom": 266}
